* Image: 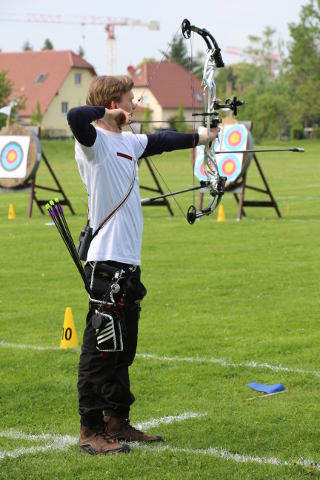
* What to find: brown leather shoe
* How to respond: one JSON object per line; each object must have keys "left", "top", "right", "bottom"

{"left": 79, "top": 424, "right": 130, "bottom": 455}
{"left": 104, "top": 415, "right": 164, "bottom": 443}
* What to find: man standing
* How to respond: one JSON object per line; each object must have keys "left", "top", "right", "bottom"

{"left": 67, "top": 75, "right": 218, "bottom": 455}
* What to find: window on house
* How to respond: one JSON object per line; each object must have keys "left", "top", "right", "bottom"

{"left": 74, "top": 72, "right": 82, "bottom": 85}
{"left": 61, "top": 102, "right": 68, "bottom": 115}
{"left": 35, "top": 73, "right": 47, "bottom": 84}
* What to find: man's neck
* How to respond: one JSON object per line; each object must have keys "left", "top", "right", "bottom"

{"left": 96, "top": 119, "right": 121, "bottom": 133}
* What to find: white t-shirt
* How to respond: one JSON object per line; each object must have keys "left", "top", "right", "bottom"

{"left": 75, "top": 126, "right": 148, "bottom": 265}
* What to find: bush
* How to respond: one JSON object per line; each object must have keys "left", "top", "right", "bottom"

{"left": 290, "top": 127, "right": 304, "bottom": 140}
{"left": 312, "top": 126, "right": 320, "bottom": 139}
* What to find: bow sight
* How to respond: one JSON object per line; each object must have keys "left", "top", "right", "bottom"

{"left": 192, "top": 96, "right": 245, "bottom": 128}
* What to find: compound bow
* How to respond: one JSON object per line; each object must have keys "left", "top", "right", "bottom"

{"left": 139, "top": 19, "right": 304, "bottom": 223}
{"left": 181, "top": 18, "right": 244, "bottom": 224}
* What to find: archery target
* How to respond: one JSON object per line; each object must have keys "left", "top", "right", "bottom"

{"left": 222, "top": 124, "right": 247, "bottom": 151}
{"left": 194, "top": 145, "right": 207, "bottom": 181}
{"left": 0, "top": 136, "right": 30, "bottom": 179}
{"left": 217, "top": 154, "right": 242, "bottom": 183}
{"left": 1, "top": 142, "right": 23, "bottom": 171}
{"left": 194, "top": 124, "right": 252, "bottom": 186}
{"left": 194, "top": 145, "right": 217, "bottom": 181}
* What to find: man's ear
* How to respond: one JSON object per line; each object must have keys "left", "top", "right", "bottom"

{"left": 110, "top": 100, "right": 118, "bottom": 110}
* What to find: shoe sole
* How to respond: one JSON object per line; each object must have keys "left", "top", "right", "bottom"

{"left": 79, "top": 444, "right": 130, "bottom": 455}
{"left": 109, "top": 435, "right": 164, "bottom": 443}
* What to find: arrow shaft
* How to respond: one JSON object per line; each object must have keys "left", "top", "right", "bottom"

{"left": 215, "top": 148, "right": 304, "bottom": 154}
{"left": 141, "top": 185, "right": 204, "bottom": 203}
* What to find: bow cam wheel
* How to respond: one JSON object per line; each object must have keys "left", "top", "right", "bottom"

{"left": 187, "top": 205, "right": 197, "bottom": 224}
{"left": 181, "top": 19, "right": 191, "bottom": 39}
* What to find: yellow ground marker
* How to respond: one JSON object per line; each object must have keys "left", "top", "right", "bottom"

{"left": 60, "top": 307, "right": 79, "bottom": 348}
{"left": 8, "top": 203, "right": 16, "bottom": 220}
{"left": 217, "top": 204, "right": 225, "bottom": 222}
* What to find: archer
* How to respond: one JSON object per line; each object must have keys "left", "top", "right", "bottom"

{"left": 67, "top": 74, "right": 219, "bottom": 455}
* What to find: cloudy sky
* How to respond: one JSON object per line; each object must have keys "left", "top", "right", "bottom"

{"left": 0, "top": 0, "right": 307, "bottom": 75}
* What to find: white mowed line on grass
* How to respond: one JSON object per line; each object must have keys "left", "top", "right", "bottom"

{"left": 1, "top": 341, "right": 320, "bottom": 378}
{"left": 134, "top": 444, "right": 320, "bottom": 472}
{"left": 1, "top": 423, "right": 319, "bottom": 472}
{"left": 0, "top": 413, "right": 205, "bottom": 460}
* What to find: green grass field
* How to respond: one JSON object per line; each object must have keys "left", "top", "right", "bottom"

{"left": 0, "top": 138, "right": 319, "bottom": 479}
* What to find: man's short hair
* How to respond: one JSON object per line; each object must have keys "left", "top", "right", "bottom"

{"left": 86, "top": 75, "right": 134, "bottom": 108}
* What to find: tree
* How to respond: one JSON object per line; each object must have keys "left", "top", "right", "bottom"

{"left": 176, "top": 102, "right": 187, "bottom": 132}
{"left": 286, "top": 0, "right": 320, "bottom": 130}
{"left": 42, "top": 38, "right": 54, "bottom": 50}
{"left": 0, "top": 70, "right": 13, "bottom": 128}
{"left": 160, "top": 34, "right": 203, "bottom": 77}
{"left": 22, "top": 41, "right": 33, "bottom": 51}
{"left": 167, "top": 103, "right": 188, "bottom": 132}
{"left": 141, "top": 105, "right": 151, "bottom": 134}
{"left": 245, "top": 27, "right": 282, "bottom": 78}
{"left": 78, "top": 45, "right": 85, "bottom": 57}
{"left": 30, "top": 101, "right": 43, "bottom": 127}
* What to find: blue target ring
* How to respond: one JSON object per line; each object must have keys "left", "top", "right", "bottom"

{"left": 1, "top": 142, "right": 23, "bottom": 171}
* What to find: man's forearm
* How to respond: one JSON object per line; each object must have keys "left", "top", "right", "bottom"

{"left": 141, "top": 131, "right": 199, "bottom": 158}
{"left": 67, "top": 106, "right": 105, "bottom": 147}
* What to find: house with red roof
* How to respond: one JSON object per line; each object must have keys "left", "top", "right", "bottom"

{"left": 0, "top": 50, "right": 96, "bottom": 137}
{"left": 128, "top": 61, "right": 203, "bottom": 130}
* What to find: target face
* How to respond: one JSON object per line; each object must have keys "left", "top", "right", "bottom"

{"left": 194, "top": 145, "right": 217, "bottom": 181}
{"left": 1, "top": 142, "right": 23, "bottom": 171}
{"left": 194, "top": 124, "right": 249, "bottom": 185}
{"left": 0, "top": 136, "right": 30, "bottom": 179}
{"left": 223, "top": 124, "right": 247, "bottom": 151}
{"left": 218, "top": 154, "right": 242, "bottom": 182}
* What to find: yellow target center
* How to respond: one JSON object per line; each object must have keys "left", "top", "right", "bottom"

{"left": 230, "top": 132, "right": 240, "bottom": 144}
{"left": 224, "top": 161, "right": 234, "bottom": 173}
{"left": 8, "top": 151, "right": 17, "bottom": 162}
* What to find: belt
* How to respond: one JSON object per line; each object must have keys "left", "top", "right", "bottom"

{"left": 85, "top": 261, "right": 138, "bottom": 281}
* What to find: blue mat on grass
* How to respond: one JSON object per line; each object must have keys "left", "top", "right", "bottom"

{"left": 247, "top": 382, "right": 285, "bottom": 394}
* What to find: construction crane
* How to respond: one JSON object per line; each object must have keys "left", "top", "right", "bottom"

{"left": 223, "top": 45, "right": 280, "bottom": 75}
{"left": 0, "top": 13, "right": 160, "bottom": 74}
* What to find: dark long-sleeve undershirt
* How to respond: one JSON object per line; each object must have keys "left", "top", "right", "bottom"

{"left": 67, "top": 105, "right": 199, "bottom": 157}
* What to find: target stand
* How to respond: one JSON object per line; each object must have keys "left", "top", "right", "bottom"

{"left": 193, "top": 120, "right": 281, "bottom": 221}
{"left": 128, "top": 122, "right": 173, "bottom": 217}
{"left": 139, "top": 156, "right": 174, "bottom": 216}
{"left": 0, "top": 124, "right": 74, "bottom": 218}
